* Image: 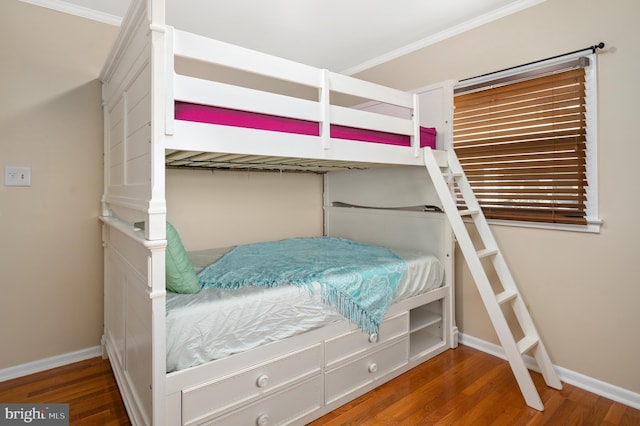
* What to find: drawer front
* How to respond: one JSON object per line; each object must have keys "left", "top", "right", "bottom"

{"left": 325, "top": 312, "right": 408, "bottom": 367}
{"left": 182, "top": 344, "right": 321, "bottom": 424}
{"left": 325, "top": 338, "right": 408, "bottom": 404}
{"left": 200, "top": 375, "right": 323, "bottom": 426}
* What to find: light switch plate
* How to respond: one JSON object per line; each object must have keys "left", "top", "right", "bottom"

{"left": 4, "top": 166, "right": 31, "bottom": 186}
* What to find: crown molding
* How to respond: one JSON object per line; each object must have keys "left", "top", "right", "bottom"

{"left": 19, "top": 0, "right": 123, "bottom": 26}
{"left": 343, "top": 0, "right": 546, "bottom": 75}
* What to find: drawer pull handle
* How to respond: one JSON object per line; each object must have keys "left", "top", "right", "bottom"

{"left": 368, "top": 363, "right": 378, "bottom": 374}
{"left": 257, "top": 414, "right": 269, "bottom": 426}
{"left": 368, "top": 333, "right": 378, "bottom": 343}
{"left": 256, "top": 375, "right": 269, "bottom": 388}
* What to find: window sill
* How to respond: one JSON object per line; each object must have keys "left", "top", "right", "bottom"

{"left": 465, "top": 217, "right": 603, "bottom": 234}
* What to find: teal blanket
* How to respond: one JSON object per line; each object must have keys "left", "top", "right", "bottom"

{"left": 198, "top": 237, "right": 407, "bottom": 334}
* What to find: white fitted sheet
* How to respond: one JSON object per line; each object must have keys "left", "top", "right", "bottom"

{"left": 165, "top": 245, "right": 444, "bottom": 372}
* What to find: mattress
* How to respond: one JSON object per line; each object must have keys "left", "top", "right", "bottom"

{"left": 165, "top": 245, "right": 444, "bottom": 372}
{"left": 174, "top": 102, "right": 437, "bottom": 148}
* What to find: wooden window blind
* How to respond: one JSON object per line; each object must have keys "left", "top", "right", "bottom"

{"left": 453, "top": 67, "right": 587, "bottom": 225}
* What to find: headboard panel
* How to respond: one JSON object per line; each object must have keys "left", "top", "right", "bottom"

{"left": 324, "top": 165, "right": 452, "bottom": 267}
{"left": 323, "top": 166, "right": 442, "bottom": 211}
{"left": 324, "top": 207, "right": 448, "bottom": 260}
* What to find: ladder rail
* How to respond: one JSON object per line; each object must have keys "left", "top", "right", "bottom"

{"left": 447, "top": 151, "right": 520, "bottom": 294}
{"left": 447, "top": 150, "right": 562, "bottom": 390}
{"left": 423, "top": 148, "right": 562, "bottom": 410}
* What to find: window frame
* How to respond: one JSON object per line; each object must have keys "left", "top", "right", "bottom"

{"left": 451, "top": 51, "right": 601, "bottom": 233}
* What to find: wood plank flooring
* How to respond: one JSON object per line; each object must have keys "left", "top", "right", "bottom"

{"left": 0, "top": 356, "right": 129, "bottom": 425}
{"left": 1, "top": 345, "right": 638, "bottom": 425}
{"left": 310, "top": 345, "right": 640, "bottom": 425}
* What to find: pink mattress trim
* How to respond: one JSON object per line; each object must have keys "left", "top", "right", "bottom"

{"left": 175, "top": 101, "right": 436, "bottom": 148}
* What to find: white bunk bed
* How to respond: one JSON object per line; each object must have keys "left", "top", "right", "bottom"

{"left": 99, "top": 1, "right": 458, "bottom": 424}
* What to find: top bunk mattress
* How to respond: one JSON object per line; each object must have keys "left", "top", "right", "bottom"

{"left": 174, "top": 102, "right": 437, "bottom": 148}
{"left": 168, "top": 102, "right": 438, "bottom": 171}
{"left": 166, "top": 239, "right": 444, "bottom": 372}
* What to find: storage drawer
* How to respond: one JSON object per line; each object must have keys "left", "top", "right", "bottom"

{"left": 182, "top": 344, "right": 321, "bottom": 425}
{"left": 325, "top": 312, "right": 408, "bottom": 368}
{"left": 203, "top": 375, "right": 323, "bottom": 426}
{"left": 325, "top": 338, "right": 408, "bottom": 404}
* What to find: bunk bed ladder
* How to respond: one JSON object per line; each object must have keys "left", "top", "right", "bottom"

{"left": 423, "top": 148, "right": 562, "bottom": 411}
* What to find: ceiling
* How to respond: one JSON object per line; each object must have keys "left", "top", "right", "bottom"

{"left": 24, "top": 0, "right": 544, "bottom": 74}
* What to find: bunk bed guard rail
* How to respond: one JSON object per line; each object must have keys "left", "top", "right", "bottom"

{"left": 165, "top": 28, "right": 433, "bottom": 158}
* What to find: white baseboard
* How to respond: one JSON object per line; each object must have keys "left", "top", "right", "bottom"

{"left": 0, "top": 346, "right": 102, "bottom": 382}
{"left": 459, "top": 333, "right": 640, "bottom": 410}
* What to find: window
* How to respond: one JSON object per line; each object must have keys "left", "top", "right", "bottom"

{"left": 453, "top": 52, "right": 600, "bottom": 232}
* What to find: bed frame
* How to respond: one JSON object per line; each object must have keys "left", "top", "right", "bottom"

{"left": 100, "top": 1, "right": 457, "bottom": 424}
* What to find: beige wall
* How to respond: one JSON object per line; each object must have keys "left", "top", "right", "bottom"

{"left": 2, "top": 0, "right": 638, "bottom": 399}
{"left": 166, "top": 168, "right": 324, "bottom": 250}
{"left": 0, "top": 1, "right": 118, "bottom": 368}
{"left": 0, "top": 1, "right": 324, "bottom": 370}
{"left": 357, "top": 0, "right": 640, "bottom": 393}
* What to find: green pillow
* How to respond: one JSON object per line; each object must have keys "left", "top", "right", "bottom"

{"left": 165, "top": 222, "right": 200, "bottom": 294}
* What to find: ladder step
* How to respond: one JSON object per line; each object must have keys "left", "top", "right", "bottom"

{"left": 477, "top": 248, "right": 498, "bottom": 259}
{"left": 442, "top": 172, "right": 463, "bottom": 184}
{"left": 424, "top": 149, "right": 562, "bottom": 411}
{"left": 517, "top": 335, "right": 539, "bottom": 355}
{"left": 495, "top": 290, "right": 518, "bottom": 305}
{"left": 458, "top": 209, "right": 480, "bottom": 217}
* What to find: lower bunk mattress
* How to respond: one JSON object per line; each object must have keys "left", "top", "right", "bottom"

{"left": 166, "top": 240, "right": 444, "bottom": 372}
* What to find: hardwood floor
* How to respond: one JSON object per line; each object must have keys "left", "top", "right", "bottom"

{"left": 310, "top": 346, "right": 640, "bottom": 425}
{"left": 0, "top": 356, "right": 129, "bottom": 425}
{"left": 1, "top": 345, "right": 638, "bottom": 425}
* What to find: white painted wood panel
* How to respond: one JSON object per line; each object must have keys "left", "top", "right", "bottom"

{"left": 105, "top": 18, "right": 150, "bottom": 104}
{"left": 174, "top": 75, "right": 322, "bottom": 122}
{"left": 173, "top": 29, "right": 322, "bottom": 88}
{"left": 330, "top": 72, "right": 414, "bottom": 108}
{"left": 206, "top": 375, "right": 324, "bottom": 426}
{"left": 182, "top": 344, "right": 321, "bottom": 423}
{"left": 166, "top": 121, "right": 426, "bottom": 166}
{"left": 415, "top": 81, "right": 455, "bottom": 151}
{"left": 324, "top": 166, "right": 441, "bottom": 209}
{"left": 325, "top": 207, "right": 446, "bottom": 255}
{"left": 126, "top": 62, "right": 151, "bottom": 111}
{"left": 325, "top": 312, "right": 408, "bottom": 368}
{"left": 125, "top": 276, "right": 153, "bottom": 422}
{"left": 106, "top": 253, "right": 126, "bottom": 366}
{"left": 325, "top": 338, "right": 409, "bottom": 404}
{"left": 330, "top": 105, "right": 414, "bottom": 135}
